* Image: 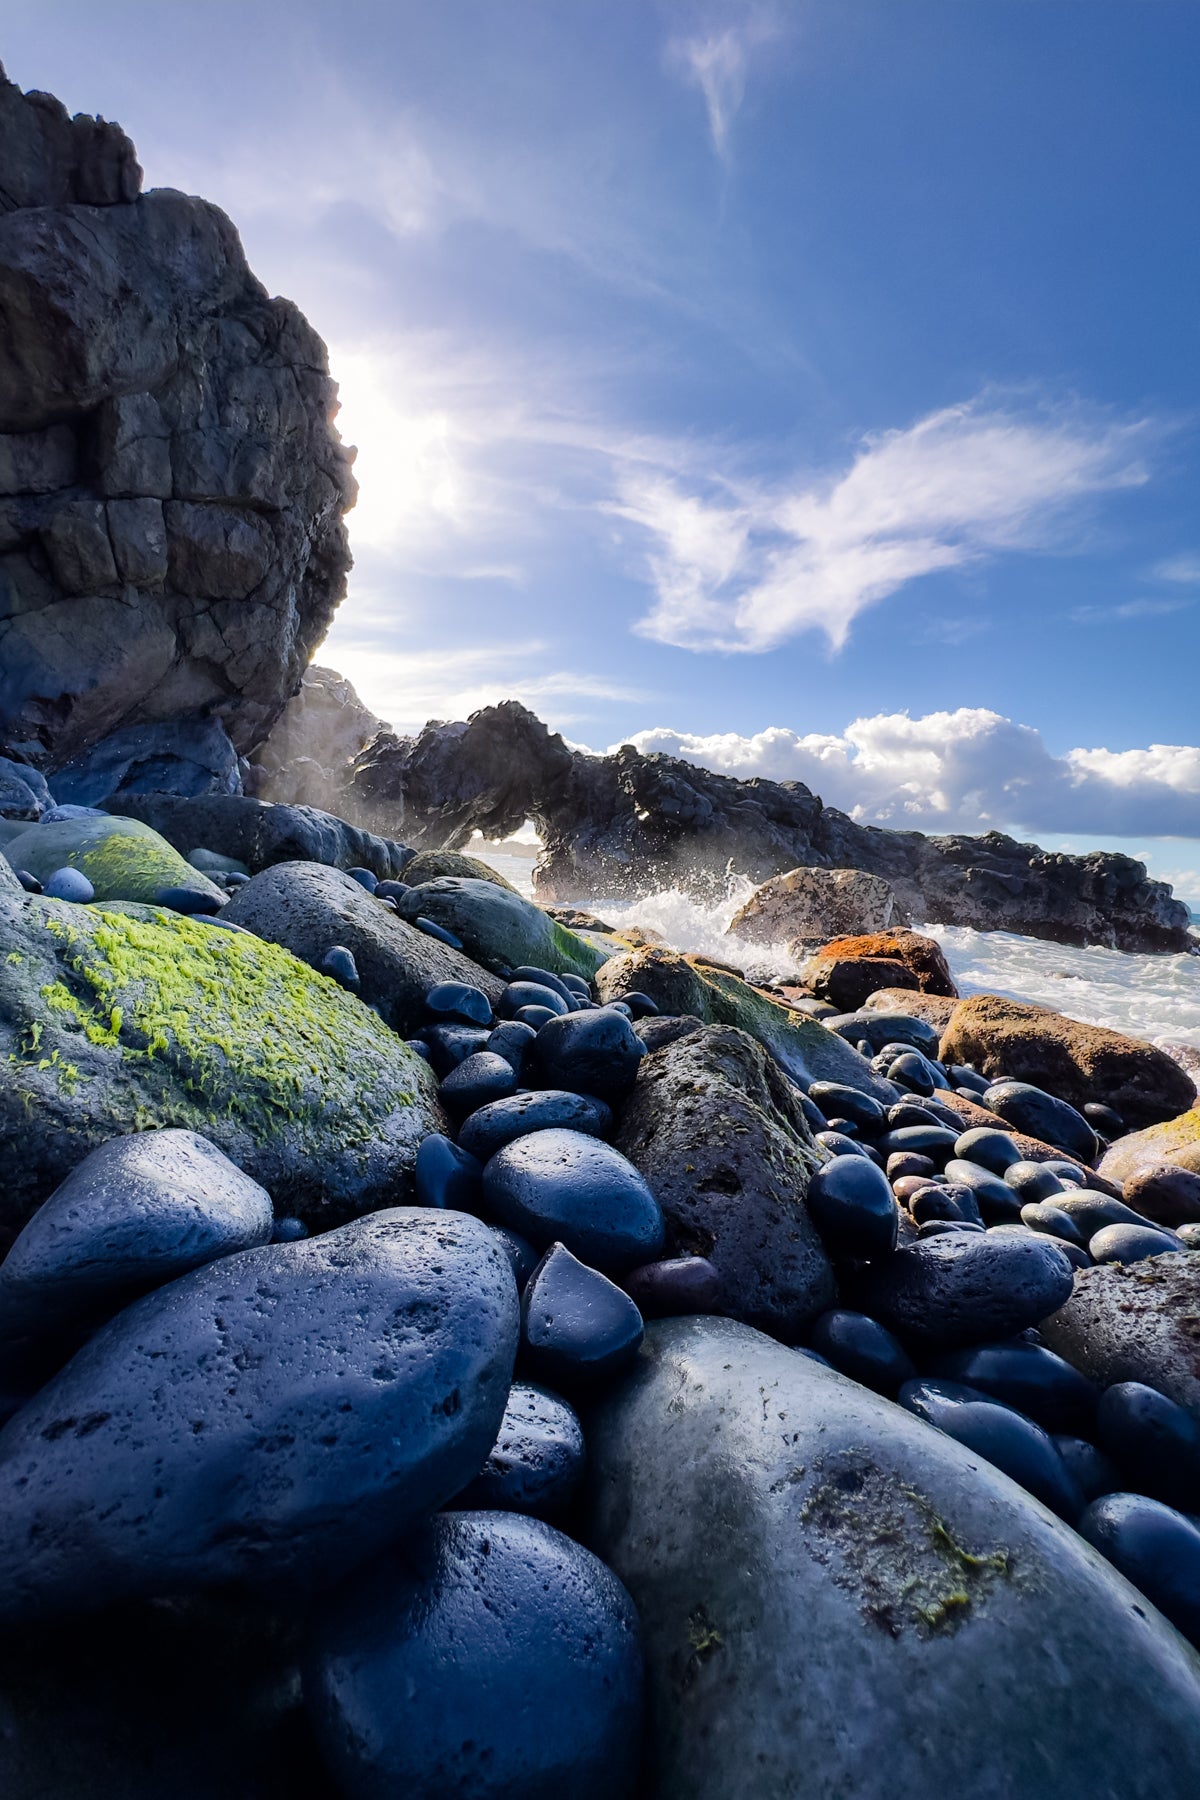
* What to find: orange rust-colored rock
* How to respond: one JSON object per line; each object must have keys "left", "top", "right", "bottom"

{"left": 808, "top": 930, "right": 957, "bottom": 998}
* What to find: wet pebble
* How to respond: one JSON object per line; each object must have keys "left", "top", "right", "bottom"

{"left": 954, "top": 1127, "right": 1023, "bottom": 1174}
{"left": 1123, "top": 1162, "right": 1200, "bottom": 1228}
{"left": 345, "top": 866, "right": 377, "bottom": 892}
{"left": 500, "top": 980, "right": 569, "bottom": 1019}
{"left": 440, "top": 1051, "right": 518, "bottom": 1120}
{"left": 888, "top": 1151, "right": 937, "bottom": 1182}
{"left": 1020, "top": 1201, "right": 1088, "bottom": 1249}
{"left": 415, "top": 916, "right": 463, "bottom": 949}
{"left": 460, "top": 1089, "right": 613, "bottom": 1162}
{"left": 610, "top": 989, "right": 658, "bottom": 1018}
{"left": 1095, "top": 1382, "right": 1200, "bottom": 1511}
{"left": 927, "top": 1339, "right": 1098, "bottom": 1434}
{"left": 1005, "top": 1161, "right": 1066, "bottom": 1203}
{"left": 623, "top": 1254, "right": 722, "bottom": 1318}
{"left": 899, "top": 1377, "right": 1084, "bottom": 1519}
{"left": 809, "top": 1308, "right": 916, "bottom": 1395}
{"left": 1090, "top": 1223, "right": 1184, "bottom": 1266}
{"left": 415, "top": 1133, "right": 484, "bottom": 1211}
{"left": 806, "top": 1154, "right": 898, "bottom": 1260}
{"left": 877, "top": 1124, "right": 958, "bottom": 1162}
{"left": 521, "top": 1243, "right": 645, "bottom": 1387}
{"left": 943, "top": 1157, "right": 1025, "bottom": 1223}
{"left": 43, "top": 865, "right": 95, "bottom": 903}
{"left": 304, "top": 1511, "right": 644, "bottom": 1799}
{"left": 425, "top": 981, "right": 494, "bottom": 1027}
{"left": 418, "top": 1023, "right": 491, "bottom": 1077}
{"left": 534, "top": 1008, "right": 646, "bottom": 1104}
{"left": 983, "top": 1081, "right": 1098, "bottom": 1164}
{"left": 852, "top": 1229, "right": 1075, "bottom": 1351}
{"left": 482, "top": 1129, "right": 664, "bottom": 1270}
{"left": 1053, "top": 1434, "right": 1122, "bottom": 1504}
{"left": 452, "top": 1383, "right": 585, "bottom": 1517}
{"left": 484, "top": 1018, "right": 537, "bottom": 1075}
{"left": 808, "top": 1082, "right": 886, "bottom": 1133}
{"left": 1079, "top": 1493, "right": 1200, "bottom": 1650}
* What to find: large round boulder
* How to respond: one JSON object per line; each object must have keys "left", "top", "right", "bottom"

{"left": 586, "top": 1316, "right": 1200, "bottom": 1799}
{"left": 1039, "top": 1253, "right": 1200, "bottom": 1426}
{"left": 0, "top": 1209, "right": 518, "bottom": 1623}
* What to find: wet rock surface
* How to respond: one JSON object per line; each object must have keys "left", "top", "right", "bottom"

{"left": 586, "top": 1317, "right": 1200, "bottom": 1799}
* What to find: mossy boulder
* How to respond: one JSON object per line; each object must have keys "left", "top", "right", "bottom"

{"left": 1100, "top": 1108, "right": 1200, "bottom": 1184}
{"left": 595, "top": 947, "right": 897, "bottom": 1105}
{"left": 403, "top": 849, "right": 517, "bottom": 891}
{"left": 3, "top": 817, "right": 224, "bottom": 907}
{"left": 0, "top": 889, "right": 443, "bottom": 1245}
{"left": 395, "top": 877, "right": 608, "bottom": 980}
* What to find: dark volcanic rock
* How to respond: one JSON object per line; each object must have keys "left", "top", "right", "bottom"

{"left": 1039, "top": 1254, "right": 1200, "bottom": 1425}
{"left": 0, "top": 69, "right": 356, "bottom": 768}
{"left": 852, "top": 1230, "right": 1075, "bottom": 1351}
{"left": 343, "top": 701, "right": 1191, "bottom": 953}
{"left": 585, "top": 1316, "right": 1200, "bottom": 1799}
{"left": 614, "top": 1024, "right": 835, "bottom": 1341}
{"left": 0, "top": 1209, "right": 517, "bottom": 1623}
{"left": 109, "top": 791, "right": 414, "bottom": 882}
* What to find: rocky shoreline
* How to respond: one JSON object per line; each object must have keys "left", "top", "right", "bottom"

{"left": 2, "top": 67, "right": 1200, "bottom": 1799}
{"left": 1, "top": 796, "right": 1200, "bottom": 1794}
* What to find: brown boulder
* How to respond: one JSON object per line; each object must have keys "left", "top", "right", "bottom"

{"left": 939, "top": 995, "right": 1195, "bottom": 1130}
{"left": 1100, "top": 1108, "right": 1200, "bottom": 1185}
{"left": 726, "top": 865, "right": 906, "bottom": 946}
{"left": 807, "top": 930, "right": 957, "bottom": 998}
{"left": 805, "top": 956, "right": 918, "bottom": 1012}
{"left": 1122, "top": 1162, "right": 1200, "bottom": 1227}
{"left": 865, "top": 989, "right": 960, "bottom": 1032}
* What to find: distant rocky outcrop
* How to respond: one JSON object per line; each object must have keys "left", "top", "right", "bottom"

{"left": 253, "top": 665, "right": 382, "bottom": 812}
{"left": 344, "top": 701, "right": 1193, "bottom": 954}
{"left": 0, "top": 68, "right": 356, "bottom": 776}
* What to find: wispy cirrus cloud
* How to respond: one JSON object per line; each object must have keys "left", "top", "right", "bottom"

{"left": 611, "top": 398, "right": 1155, "bottom": 652}
{"left": 665, "top": 7, "right": 783, "bottom": 162}
{"left": 1070, "top": 595, "right": 1193, "bottom": 624}
{"left": 618, "top": 707, "right": 1200, "bottom": 840}
{"left": 1154, "top": 554, "right": 1200, "bottom": 584}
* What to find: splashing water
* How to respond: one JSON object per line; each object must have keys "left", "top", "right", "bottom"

{"left": 477, "top": 845, "right": 1200, "bottom": 1051}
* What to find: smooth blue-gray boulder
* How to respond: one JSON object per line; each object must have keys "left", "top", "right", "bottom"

{"left": 482, "top": 1128, "right": 664, "bottom": 1272}
{"left": 0, "top": 1128, "right": 272, "bottom": 1355}
{"left": 0, "top": 1208, "right": 518, "bottom": 1622}
{"left": 850, "top": 1228, "right": 1076, "bottom": 1350}
{"left": 586, "top": 1316, "right": 1200, "bottom": 1800}
{"left": 458, "top": 1089, "right": 612, "bottom": 1163}
{"left": 303, "top": 1511, "right": 643, "bottom": 1800}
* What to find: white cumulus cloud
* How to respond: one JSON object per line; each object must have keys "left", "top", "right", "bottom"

{"left": 617, "top": 707, "right": 1200, "bottom": 839}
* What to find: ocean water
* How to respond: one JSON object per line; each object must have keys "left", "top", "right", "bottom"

{"left": 477, "top": 845, "right": 1200, "bottom": 1053}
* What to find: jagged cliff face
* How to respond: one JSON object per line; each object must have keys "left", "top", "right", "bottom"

{"left": 343, "top": 700, "right": 1194, "bottom": 954}
{"left": 0, "top": 69, "right": 356, "bottom": 768}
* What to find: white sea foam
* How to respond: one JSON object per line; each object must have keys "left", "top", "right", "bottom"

{"left": 477, "top": 844, "right": 1200, "bottom": 1051}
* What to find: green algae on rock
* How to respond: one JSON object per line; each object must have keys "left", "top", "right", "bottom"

{"left": 402, "top": 849, "right": 518, "bottom": 891}
{"left": 1100, "top": 1107, "right": 1200, "bottom": 1184}
{"left": 395, "top": 877, "right": 609, "bottom": 979}
{"left": 596, "top": 945, "right": 898, "bottom": 1105}
{"left": 0, "top": 889, "right": 442, "bottom": 1243}
{"left": 2, "top": 817, "right": 225, "bottom": 907}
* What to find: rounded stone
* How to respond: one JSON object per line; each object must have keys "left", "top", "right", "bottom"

{"left": 154, "top": 885, "right": 224, "bottom": 917}
{"left": 877, "top": 1124, "right": 958, "bottom": 1161}
{"left": 509, "top": 965, "right": 577, "bottom": 1005}
{"left": 887, "top": 1052, "right": 936, "bottom": 1096}
{"left": 1095, "top": 1382, "right": 1200, "bottom": 1511}
{"left": 587, "top": 1316, "right": 1200, "bottom": 1798}
{"left": 1005, "top": 1161, "right": 1066, "bottom": 1202}
{"left": 320, "top": 944, "right": 360, "bottom": 992}
{"left": 345, "top": 867, "right": 378, "bottom": 892}
{"left": 499, "top": 980, "right": 569, "bottom": 1019}
{"left": 304, "top": 1511, "right": 643, "bottom": 1800}
{"left": 459, "top": 1090, "right": 612, "bottom": 1164}
{"left": 807, "top": 1082, "right": 886, "bottom": 1133}
{"left": 271, "top": 1215, "right": 308, "bottom": 1243}
{"left": 809, "top": 1308, "right": 916, "bottom": 1395}
{"left": 1124, "top": 1161, "right": 1200, "bottom": 1228}
{"left": 415, "top": 916, "right": 463, "bottom": 950}
{"left": 1053, "top": 1434, "right": 1122, "bottom": 1504}
{"left": 43, "top": 865, "right": 95, "bottom": 903}
{"left": 439, "top": 1051, "right": 518, "bottom": 1120}
{"left": 611, "top": 989, "right": 658, "bottom": 1019}
{"left": 983, "top": 1082, "right": 1099, "bottom": 1164}
{"left": 623, "top": 1255, "right": 722, "bottom": 1319}
{"left": 484, "top": 1019, "right": 537, "bottom": 1075}
{"left": 816, "top": 1130, "right": 872, "bottom": 1160}
{"left": 954, "top": 1127, "right": 1023, "bottom": 1174}
{"left": 418, "top": 1023, "right": 490, "bottom": 1077}
{"left": 852, "top": 1230, "right": 1076, "bottom": 1351}
{"left": 415, "top": 1134, "right": 484, "bottom": 1211}
{"left": 424, "top": 981, "right": 494, "bottom": 1027}
{"left": 1079, "top": 1493, "right": 1200, "bottom": 1650}
{"left": 899, "top": 1377, "right": 1084, "bottom": 1519}
{"left": 533, "top": 1008, "right": 647, "bottom": 1105}
{"left": 926, "top": 1339, "right": 1099, "bottom": 1434}
{"left": 452, "top": 1382, "right": 585, "bottom": 1517}
{"left": 1020, "top": 1201, "right": 1088, "bottom": 1248}
{"left": 1091, "top": 1223, "right": 1184, "bottom": 1266}
{"left": 0, "top": 1210, "right": 520, "bottom": 1623}
{"left": 521, "top": 1243, "right": 645, "bottom": 1387}
{"left": 490, "top": 1226, "right": 539, "bottom": 1292}
{"left": 482, "top": 1129, "right": 664, "bottom": 1271}
{"left": 516, "top": 1004, "right": 558, "bottom": 1030}
{"left": 806, "top": 1154, "right": 898, "bottom": 1260}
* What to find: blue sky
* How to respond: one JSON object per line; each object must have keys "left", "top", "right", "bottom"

{"left": 7, "top": 2, "right": 1200, "bottom": 895}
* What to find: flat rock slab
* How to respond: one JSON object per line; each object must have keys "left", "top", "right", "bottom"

{"left": 597, "top": 946, "right": 899, "bottom": 1105}
{"left": 1039, "top": 1253, "right": 1200, "bottom": 1425}
{"left": 0, "top": 1209, "right": 518, "bottom": 1623}
{"left": 586, "top": 1316, "right": 1200, "bottom": 1800}
{"left": 0, "top": 889, "right": 442, "bottom": 1240}
{"left": 222, "top": 860, "right": 503, "bottom": 1035}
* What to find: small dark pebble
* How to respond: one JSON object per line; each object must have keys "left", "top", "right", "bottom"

{"left": 888, "top": 1152, "right": 937, "bottom": 1182}
{"left": 154, "top": 885, "right": 223, "bottom": 916}
{"left": 954, "top": 1128, "right": 1022, "bottom": 1174}
{"left": 271, "top": 1217, "right": 308, "bottom": 1243}
{"left": 344, "top": 866, "right": 377, "bottom": 892}
{"left": 451, "top": 1382, "right": 585, "bottom": 1518}
{"left": 809, "top": 1082, "right": 886, "bottom": 1132}
{"left": 1084, "top": 1101, "right": 1126, "bottom": 1139}
{"left": 1053, "top": 1434, "right": 1122, "bottom": 1504}
{"left": 1020, "top": 1201, "right": 1088, "bottom": 1248}
{"left": 510, "top": 966, "right": 577, "bottom": 1004}
{"left": 14, "top": 869, "right": 41, "bottom": 893}
{"left": 928, "top": 1339, "right": 1099, "bottom": 1434}
{"left": 1080, "top": 1492, "right": 1200, "bottom": 1649}
{"left": 375, "top": 879, "right": 411, "bottom": 901}
{"left": 521, "top": 1243, "right": 645, "bottom": 1387}
{"left": 406, "top": 1038, "right": 433, "bottom": 1062}
{"left": 917, "top": 1219, "right": 984, "bottom": 1238}
{"left": 440, "top": 1051, "right": 518, "bottom": 1120}
{"left": 943, "top": 1158, "right": 1025, "bottom": 1223}
{"left": 320, "top": 945, "right": 360, "bottom": 992}
{"left": 482, "top": 1129, "right": 664, "bottom": 1271}
{"left": 490, "top": 1226, "right": 539, "bottom": 1291}
{"left": 415, "top": 1133, "right": 484, "bottom": 1211}
{"left": 900, "top": 1377, "right": 1084, "bottom": 1519}
{"left": 459, "top": 1090, "right": 612, "bottom": 1163}
{"left": 824, "top": 1117, "right": 859, "bottom": 1138}
{"left": 1090, "top": 1223, "right": 1184, "bottom": 1265}
{"left": 425, "top": 981, "right": 494, "bottom": 1027}
{"left": 611, "top": 990, "right": 659, "bottom": 1019}
{"left": 415, "top": 916, "right": 463, "bottom": 949}
{"left": 1005, "top": 1161, "right": 1066, "bottom": 1203}
{"left": 809, "top": 1308, "right": 916, "bottom": 1395}
{"left": 534, "top": 1008, "right": 647, "bottom": 1106}
{"left": 816, "top": 1131, "right": 871, "bottom": 1160}
{"left": 516, "top": 1005, "right": 559, "bottom": 1030}
{"left": 806, "top": 1154, "right": 898, "bottom": 1260}
{"left": 623, "top": 1255, "right": 722, "bottom": 1319}
{"left": 485, "top": 1020, "right": 538, "bottom": 1076}
{"left": 1095, "top": 1381, "right": 1200, "bottom": 1511}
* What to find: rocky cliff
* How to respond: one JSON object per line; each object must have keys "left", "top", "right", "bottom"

{"left": 344, "top": 701, "right": 1193, "bottom": 953}
{"left": 0, "top": 68, "right": 356, "bottom": 775}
